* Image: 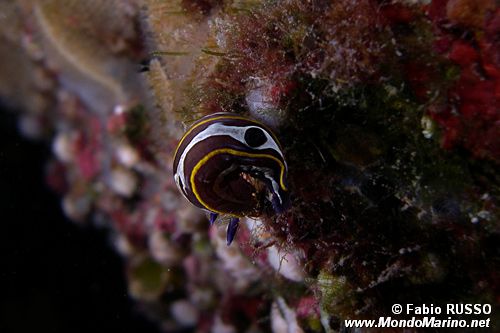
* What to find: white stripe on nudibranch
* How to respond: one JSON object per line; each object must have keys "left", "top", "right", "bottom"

{"left": 261, "top": 168, "right": 282, "bottom": 205}
{"left": 266, "top": 173, "right": 282, "bottom": 204}
{"left": 175, "top": 122, "right": 284, "bottom": 193}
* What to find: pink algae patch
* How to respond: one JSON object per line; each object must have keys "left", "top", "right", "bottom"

{"left": 426, "top": 1, "right": 500, "bottom": 162}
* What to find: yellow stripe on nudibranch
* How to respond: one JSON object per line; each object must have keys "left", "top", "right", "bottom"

{"left": 174, "top": 114, "right": 283, "bottom": 160}
{"left": 189, "top": 148, "right": 288, "bottom": 216}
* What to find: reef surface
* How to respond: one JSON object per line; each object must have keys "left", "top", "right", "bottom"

{"left": 1, "top": 0, "right": 499, "bottom": 332}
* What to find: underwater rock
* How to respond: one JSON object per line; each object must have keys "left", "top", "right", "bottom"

{"left": 1, "top": 0, "right": 499, "bottom": 331}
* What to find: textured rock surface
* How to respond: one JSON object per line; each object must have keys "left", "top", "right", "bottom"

{"left": 1, "top": 0, "right": 499, "bottom": 331}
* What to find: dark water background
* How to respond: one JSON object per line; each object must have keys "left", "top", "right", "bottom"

{"left": 0, "top": 108, "right": 160, "bottom": 333}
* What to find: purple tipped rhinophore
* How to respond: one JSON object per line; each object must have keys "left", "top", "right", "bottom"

{"left": 209, "top": 212, "right": 218, "bottom": 225}
{"left": 226, "top": 217, "right": 240, "bottom": 245}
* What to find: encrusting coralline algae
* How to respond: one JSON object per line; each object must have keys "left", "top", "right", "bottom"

{"left": 1, "top": 0, "right": 498, "bottom": 331}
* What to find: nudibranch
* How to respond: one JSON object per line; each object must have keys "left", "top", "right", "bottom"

{"left": 173, "top": 112, "right": 289, "bottom": 245}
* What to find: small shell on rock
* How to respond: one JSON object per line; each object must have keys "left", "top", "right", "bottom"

{"left": 112, "top": 233, "right": 135, "bottom": 257}
{"left": 52, "top": 131, "right": 76, "bottom": 163}
{"left": 267, "top": 246, "right": 305, "bottom": 282}
{"left": 61, "top": 193, "right": 91, "bottom": 221}
{"left": 115, "top": 143, "right": 140, "bottom": 167}
{"left": 245, "top": 78, "right": 288, "bottom": 129}
{"left": 170, "top": 299, "right": 199, "bottom": 328}
{"left": 109, "top": 167, "right": 138, "bottom": 197}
